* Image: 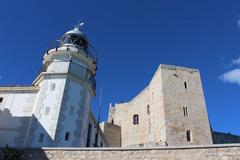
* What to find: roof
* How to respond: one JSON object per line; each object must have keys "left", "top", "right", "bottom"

{"left": 0, "top": 85, "right": 39, "bottom": 92}
{"left": 64, "top": 27, "right": 87, "bottom": 40}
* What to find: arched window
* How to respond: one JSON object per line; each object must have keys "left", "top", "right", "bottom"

{"left": 186, "top": 130, "right": 191, "bottom": 142}
{"left": 133, "top": 114, "right": 139, "bottom": 125}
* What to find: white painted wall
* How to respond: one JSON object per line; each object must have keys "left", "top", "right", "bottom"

{"left": 0, "top": 92, "right": 37, "bottom": 147}
{"left": 58, "top": 80, "right": 87, "bottom": 146}
{"left": 47, "top": 60, "right": 70, "bottom": 73}
{"left": 29, "top": 77, "right": 67, "bottom": 147}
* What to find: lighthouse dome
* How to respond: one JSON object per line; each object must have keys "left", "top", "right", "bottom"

{"left": 60, "top": 25, "right": 88, "bottom": 50}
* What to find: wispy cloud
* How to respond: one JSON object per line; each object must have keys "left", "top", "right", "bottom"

{"left": 219, "top": 56, "right": 240, "bottom": 85}
{"left": 220, "top": 22, "right": 240, "bottom": 85}
{"left": 237, "top": 19, "right": 240, "bottom": 28}
{"left": 232, "top": 56, "right": 240, "bottom": 65}
{"left": 220, "top": 68, "right": 240, "bottom": 85}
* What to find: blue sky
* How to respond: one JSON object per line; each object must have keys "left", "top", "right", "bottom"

{"left": 0, "top": 0, "right": 239, "bottom": 135}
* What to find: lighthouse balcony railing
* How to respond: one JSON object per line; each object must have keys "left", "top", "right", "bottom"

{"left": 46, "top": 41, "right": 97, "bottom": 61}
{"left": 89, "top": 73, "right": 96, "bottom": 91}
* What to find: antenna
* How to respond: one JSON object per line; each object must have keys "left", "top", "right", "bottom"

{"left": 94, "top": 85, "right": 103, "bottom": 147}
{"left": 74, "top": 21, "right": 85, "bottom": 30}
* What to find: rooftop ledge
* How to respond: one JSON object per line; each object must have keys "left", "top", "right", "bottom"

{"left": 4, "top": 144, "right": 240, "bottom": 151}
{"left": 160, "top": 64, "right": 199, "bottom": 72}
{"left": 0, "top": 86, "right": 39, "bottom": 92}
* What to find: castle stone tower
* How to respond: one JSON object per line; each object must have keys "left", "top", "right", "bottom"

{"left": 107, "top": 64, "right": 212, "bottom": 147}
{"left": 159, "top": 65, "right": 212, "bottom": 146}
{"left": 24, "top": 24, "right": 97, "bottom": 147}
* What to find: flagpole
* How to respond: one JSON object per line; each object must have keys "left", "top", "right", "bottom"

{"left": 94, "top": 85, "right": 103, "bottom": 147}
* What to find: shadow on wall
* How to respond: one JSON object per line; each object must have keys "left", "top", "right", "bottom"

{"left": 0, "top": 109, "right": 54, "bottom": 147}
{"left": 0, "top": 146, "right": 49, "bottom": 160}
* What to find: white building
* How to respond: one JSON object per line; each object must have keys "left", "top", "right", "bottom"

{"left": 0, "top": 25, "right": 107, "bottom": 147}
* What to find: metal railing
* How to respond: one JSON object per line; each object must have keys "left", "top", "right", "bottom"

{"left": 46, "top": 40, "right": 98, "bottom": 61}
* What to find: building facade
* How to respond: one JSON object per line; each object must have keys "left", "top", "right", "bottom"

{"left": 212, "top": 131, "right": 240, "bottom": 144}
{"left": 0, "top": 26, "right": 107, "bottom": 147}
{"left": 106, "top": 65, "right": 213, "bottom": 147}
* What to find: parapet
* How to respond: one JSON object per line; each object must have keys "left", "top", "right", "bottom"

{"left": 160, "top": 64, "right": 199, "bottom": 73}
{"left": 3, "top": 144, "right": 240, "bottom": 159}
{"left": 0, "top": 86, "right": 39, "bottom": 93}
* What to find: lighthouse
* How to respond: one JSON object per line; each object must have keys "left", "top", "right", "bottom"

{"left": 0, "top": 23, "right": 107, "bottom": 148}
{"left": 23, "top": 24, "right": 105, "bottom": 147}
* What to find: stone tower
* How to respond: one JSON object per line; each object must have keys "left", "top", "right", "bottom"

{"left": 24, "top": 24, "right": 97, "bottom": 147}
{"left": 160, "top": 65, "right": 212, "bottom": 146}
{"left": 107, "top": 64, "right": 213, "bottom": 147}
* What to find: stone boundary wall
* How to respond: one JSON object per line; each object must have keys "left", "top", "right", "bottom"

{"left": 1, "top": 144, "right": 240, "bottom": 160}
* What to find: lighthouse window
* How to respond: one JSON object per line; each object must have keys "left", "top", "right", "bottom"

{"left": 65, "top": 132, "right": 70, "bottom": 141}
{"left": 38, "top": 133, "right": 44, "bottom": 143}
{"left": 75, "top": 38, "right": 81, "bottom": 46}
{"left": 70, "top": 35, "right": 78, "bottom": 43}
{"left": 44, "top": 106, "right": 50, "bottom": 115}
{"left": 86, "top": 123, "right": 92, "bottom": 147}
{"left": 67, "top": 35, "right": 87, "bottom": 49}
{"left": 74, "top": 38, "right": 84, "bottom": 47}
{"left": 50, "top": 83, "right": 56, "bottom": 91}
{"left": 133, "top": 114, "right": 139, "bottom": 125}
{"left": 62, "top": 35, "right": 72, "bottom": 44}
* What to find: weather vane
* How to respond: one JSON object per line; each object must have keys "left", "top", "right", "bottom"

{"left": 74, "top": 21, "right": 84, "bottom": 30}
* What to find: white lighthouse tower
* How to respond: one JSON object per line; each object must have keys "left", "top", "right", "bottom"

{"left": 24, "top": 23, "right": 99, "bottom": 147}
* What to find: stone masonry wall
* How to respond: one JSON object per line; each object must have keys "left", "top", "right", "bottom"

{"left": 109, "top": 64, "right": 212, "bottom": 147}
{"left": 112, "top": 87, "right": 154, "bottom": 147}
{"left": 160, "top": 65, "right": 213, "bottom": 146}
{"left": 100, "top": 122, "right": 121, "bottom": 147}
{"left": 3, "top": 144, "right": 240, "bottom": 160}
